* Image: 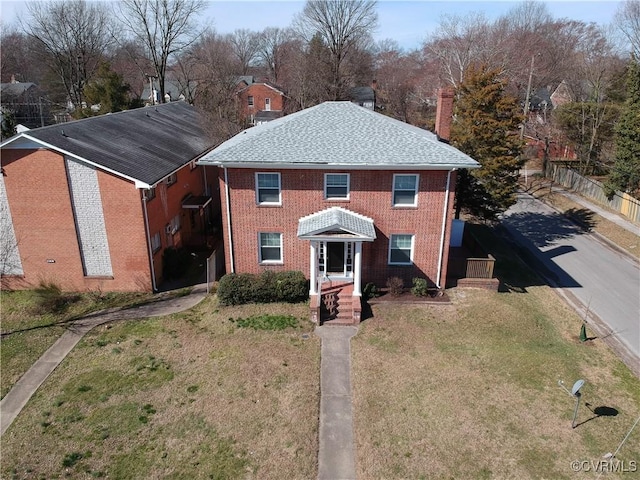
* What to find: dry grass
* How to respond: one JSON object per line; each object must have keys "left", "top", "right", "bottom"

{"left": 353, "top": 287, "right": 640, "bottom": 479}
{"left": 0, "top": 289, "right": 157, "bottom": 399}
{"left": 1, "top": 297, "right": 320, "bottom": 479}
{"left": 524, "top": 177, "right": 640, "bottom": 261}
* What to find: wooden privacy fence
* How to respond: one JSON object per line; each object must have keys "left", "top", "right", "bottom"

{"left": 205, "top": 248, "right": 225, "bottom": 293}
{"left": 548, "top": 164, "right": 640, "bottom": 223}
{"left": 465, "top": 255, "right": 496, "bottom": 279}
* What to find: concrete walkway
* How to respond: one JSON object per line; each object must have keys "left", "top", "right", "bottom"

{"left": 0, "top": 285, "right": 208, "bottom": 436}
{"left": 315, "top": 326, "right": 358, "bottom": 480}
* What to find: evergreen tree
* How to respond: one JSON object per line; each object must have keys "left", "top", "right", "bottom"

{"left": 605, "top": 56, "right": 640, "bottom": 199}
{"left": 450, "top": 65, "right": 524, "bottom": 220}
{"left": 80, "top": 62, "right": 132, "bottom": 117}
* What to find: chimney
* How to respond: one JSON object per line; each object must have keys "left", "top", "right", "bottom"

{"left": 435, "top": 86, "right": 454, "bottom": 142}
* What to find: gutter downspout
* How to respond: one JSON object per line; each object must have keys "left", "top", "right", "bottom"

{"left": 436, "top": 168, "right": 455, "bottom": 289}
{"left": 223, "top": 167, "right": 235, "bottom": 273}
{"left": 141, "top": 192, "right": 157, "bottom": 292}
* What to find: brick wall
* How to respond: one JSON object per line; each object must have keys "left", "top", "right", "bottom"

{"left": 219, "top": 167, "right": 457, "bottom": 288}
{"left": 238, "top": 83, "right": 285, "bottom": 121}
{"left": 144, "top": 164, "right": 211, "bottom": 281}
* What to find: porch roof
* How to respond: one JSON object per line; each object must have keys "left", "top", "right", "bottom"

{"left": 297, "top": 207, "right": 376, "bottom": 241}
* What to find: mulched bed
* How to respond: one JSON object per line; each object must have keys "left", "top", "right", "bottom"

{"left": 366, "top": 290, "right": 451, "bottom": 305}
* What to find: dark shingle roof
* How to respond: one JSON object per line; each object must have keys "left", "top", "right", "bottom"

{"left": 1, "top": 102, "right": 214, "bottom": 187}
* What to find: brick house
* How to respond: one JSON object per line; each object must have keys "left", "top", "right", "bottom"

{"left": 0, "top": 102, "right": 219, "bottom": 292}
{"left": 199, "top": 100, "right": 479, "bottom": 323}
{"left": 236, "top": 77, "right": 287, "bottom": 125}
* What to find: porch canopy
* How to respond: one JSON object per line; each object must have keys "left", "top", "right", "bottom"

{"left": 297, "top": 206, "right": 376, "bottom": 241}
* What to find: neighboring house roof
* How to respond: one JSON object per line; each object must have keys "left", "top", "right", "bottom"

{"left": 199, "top": 101, "right": 479, "bottom": 170}
{"left": 298, "top": 207, "right": 376, "bottom": 241}
{"left": 349, "top": 86, "right": 375, "bottom": 105}
{"left": 141, "top": 79, "right": 196, "bottom": 102}
{"left": 0, "top": 102, "right": 214, "bottom": 188}
{"left": 254, "top": 110, "right": 283, "bottom": 122}
{"left": 0, "top": 82, "right": 37, "bottom": 99}
{"left": 237, "top": 81, "right": 286, "bottom": 97}
{"left": 236, "top": 75, "right": 255, "bottom": 87}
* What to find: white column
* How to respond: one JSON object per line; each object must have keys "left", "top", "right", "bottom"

{"left": 309, "top": 241, "right": 318, "bottom": 295}
{"left": 353, "top": 242, "right": 362, "bottom": 296}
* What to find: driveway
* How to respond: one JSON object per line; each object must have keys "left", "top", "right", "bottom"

{"left": 500, "top": 192, "right": 640, "bottom": 369}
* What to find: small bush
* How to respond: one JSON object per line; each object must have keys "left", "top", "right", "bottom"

{"left": 386, "top": 276, "right": 404, "bottom": 296}
{"left": 217, "top": 270, "right": 308, "bottom": 305}
{"left": 363, "top": 282, "right": 379, "bottom": 299}
{"left": 411, "top": 277, "right": 429, "bottom": 297}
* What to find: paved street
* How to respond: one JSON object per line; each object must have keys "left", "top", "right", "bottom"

{"left": 501, "top": 192, "right": 640, "bottom": 369}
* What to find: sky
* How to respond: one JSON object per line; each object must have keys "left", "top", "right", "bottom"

{"left": 0, "top": 0, "right": 623, "bottom": 51}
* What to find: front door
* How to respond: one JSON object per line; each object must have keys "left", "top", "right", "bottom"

{"left": 326, "top": 242, "right": 345, "bottom": 274}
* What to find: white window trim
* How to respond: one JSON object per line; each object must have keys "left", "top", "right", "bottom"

{"left": 258, "top": 232, "right": 283, "bottom": 264}
{"left": 248, "top": 95, "right": 254, "bottom": 107}
{"left": 167, "top": 173, "right": 178, "bottom": 186}
{"left": 392, "top": 173, "right": 419, "bottom": 207}
{"left": 324, "top": 173, "right": 350, "bottom": 200}
{"left": 388, "top": 234, "right": 415, "bottom": 265}
{"left": 255, "top": 172, "right": 282, "bottom": 205}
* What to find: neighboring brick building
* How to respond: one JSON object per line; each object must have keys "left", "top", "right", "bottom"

{"left": 0, "top": 102, "right": 219, "bottom": 292}
{"left": 199, "top": 100, "right": 479, "bottom": 324}
{"left": 236, "top": 77, "right": 287, "bottom": 125}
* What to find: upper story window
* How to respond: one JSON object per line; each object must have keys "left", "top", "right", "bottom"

{"left": 325, "top": 173, "right": 350, "bottom": 200}
{"left": 166, "top": 173, "right": 178, "bottom": 186}
{"left": 259, "top": 232, "right": 283, "bottom": 263}
{"left": 248, "top": 95, "right": 254, "bottom": 107}
{"left": 388, "top": 234, "right": 414, "bottom": 265}
{"left": 392, "top": 174, "right": 419, "bottom": 206}
{"left": 265, "top": 98, "right": 271, "bottom": 111}
{"left": 146, "top": 187, "right": 156, "bottom": 200}
{"left": 256, "top": 172, "right": 281, "bottom": 205}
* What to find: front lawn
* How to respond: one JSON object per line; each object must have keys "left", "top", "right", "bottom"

{"left": 1, "top": 298, "right": 320, "bottom": 479}
{"left": 1, "top": 289, "right": 157, "bottom": 399}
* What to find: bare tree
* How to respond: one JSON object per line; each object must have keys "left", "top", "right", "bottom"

{"left": 426, "top": 12, "right": 499, "bottom": 87}
{"left": 257, "top": 27, "right": 294, "bottom": 83}
{"left": 117, "top": 0, "right": 206, "bottom": 103}
{"left": 615, "top": 0, "right": 640, "bottom": 56}
{"left": 21, "top": 0, "right": 114, "bottom": 109}
{"left": 227, "top": 29, "right": 261, "bottom": 75}
{"left": 295, "top": 0, "right": 378, "bottom": 99}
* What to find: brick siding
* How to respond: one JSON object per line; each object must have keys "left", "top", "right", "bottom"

{"left": 219, "top": 168, "right": 457, "bottom": 288}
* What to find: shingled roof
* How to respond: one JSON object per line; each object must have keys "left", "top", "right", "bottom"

{"left": 0, "top": 102, "right": 214, "bottom": 188}
{"left": 199, "top": 101, "right": 479, "bottom": 170}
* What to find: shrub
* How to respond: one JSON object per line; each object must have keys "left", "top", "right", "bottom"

{"left": 363, "top": 282, "right": 379, "bottom": 299}
{"left": 274, "top": 270, "right": 308, "bottom": 302}
{"left": 217, "top": 270, "right": 308, "bottom": 306}
{"left": 411, "top": 277, "right": 429, "bottom": 297}
{"left": 386, "top": 276, "right": 404, "bottom": 296}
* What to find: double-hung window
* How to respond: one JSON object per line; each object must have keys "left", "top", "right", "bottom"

{"left": 248, "top": 95, "right": 254, "bottom": 107}
{"left": 392, "top": 174, "right": 419, "bottom": 206}
{"left": 151, "top": 232, "right": 162, "bottom": 253}
{"left": 256, "top": 172, "right": 281, "bottom": 205}
{"left": 388, "top": 234, "right": 414, "bottom": 265}
{"left": 325, "top": 173, "right": 350, "bottom": 200}
{"left": 259, "top": 232, "right": 282, "bottom": 263}
{"left": 166, "top": 173, "right": 178, "bottom": 186}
